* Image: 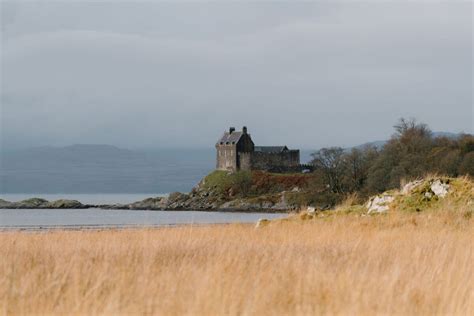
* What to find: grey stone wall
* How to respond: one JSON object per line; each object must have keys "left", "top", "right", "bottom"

{"left": 216, "top": 145, "right": 238, "bottom": 171}
{"left": 219, "top": 148, "right": 300, "bottom": 172}
{"left": 238, "top": 152, "right": 252, "bottom": 171}
{"left": 249, "top": 150, "right": 300, "bottom": 171}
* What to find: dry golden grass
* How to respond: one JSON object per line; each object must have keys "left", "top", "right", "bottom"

{"left": 1, "top": 211, "right": 473, "bottom": 315}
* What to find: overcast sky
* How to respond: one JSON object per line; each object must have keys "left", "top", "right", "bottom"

{"left": 1, "top": 0, "right": 472, "bottom": 150}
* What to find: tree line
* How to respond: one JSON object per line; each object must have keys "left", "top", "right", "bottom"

{"left": 310, "top": 118, "right": 474, "bottom": 197}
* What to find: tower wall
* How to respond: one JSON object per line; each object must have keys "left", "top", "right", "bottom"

{"left": 216, "top": 144, "right": 238, "bottom": 171}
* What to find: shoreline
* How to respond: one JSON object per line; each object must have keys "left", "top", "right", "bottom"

{"left": 0, "top": 204, "right": 291, "bottom": 213}
{"left": 0, "top": 222, "right": 244, "bottom": 232}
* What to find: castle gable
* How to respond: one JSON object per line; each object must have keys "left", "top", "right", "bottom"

{"left": 217, "top": 131, "right": 243, "bottom": 145}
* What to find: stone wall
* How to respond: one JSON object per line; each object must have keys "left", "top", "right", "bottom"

{"left": 219, "top": 148, "right": 301, "bottom": 172}
{"left": 238, "top": 152, "right": 252, "bottom": 171}
{"left": 216, "top": 145, "right": 237, "bottom": 171}
{"left": 249, "top": 150, "right": 300, "bottom": 171}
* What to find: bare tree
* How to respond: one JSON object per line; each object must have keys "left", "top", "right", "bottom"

{"left": 343, "top": 147, "right": 378, "bottom": 192}
{"left": 311, "top": 147, "right": 346, "bottom": 193}
{"left": 393, "top": 117, "right": 432, "bottom": 139}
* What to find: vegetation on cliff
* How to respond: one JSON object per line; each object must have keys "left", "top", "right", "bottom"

{"left": 311, "top": 118, "right": 473, "bottom": 197}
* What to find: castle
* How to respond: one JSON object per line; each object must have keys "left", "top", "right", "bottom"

{"left": 215, "top": 126, "right": 300, "bottom": 172}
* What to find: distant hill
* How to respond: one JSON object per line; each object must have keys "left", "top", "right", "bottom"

{"left": 431, "top": 131, "right": 464, "bottom": 139}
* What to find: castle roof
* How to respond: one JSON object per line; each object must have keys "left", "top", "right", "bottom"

{"left": 217, "top": 131, "right": 243, "bottom": 145}
{"left": 254, "top": 146, "right": 288, "bottom": 153}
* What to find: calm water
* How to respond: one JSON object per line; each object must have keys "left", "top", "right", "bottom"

{"left": 1, "top": 147, "right": 215, "bottom": 194}
{"left": 0, "top": 209, "right": 286, "bottom": 229}
{"left": 1, "top": 146, "right": 314, "bottom": 194}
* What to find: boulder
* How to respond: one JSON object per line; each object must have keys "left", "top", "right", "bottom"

{"left": 255, "top": 218, "right": 270, "bottom": 228}
{"left": 430, "top": 179, "right": 449, "bottom": 198}
{"left": 307, "top": 206, "right": 317, "bottom": 214}
{"left": 402, "top": 180, "right": 423, "bottom": 195}
{"left": 366, "top": 194, "right": 395, "bottom": 214}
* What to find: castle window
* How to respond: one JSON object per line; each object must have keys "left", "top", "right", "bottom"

{"left": 226, "top": 142, "right": 229, "bottom": 145}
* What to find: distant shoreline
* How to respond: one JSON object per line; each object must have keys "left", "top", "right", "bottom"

{"left": 0, "top": 222, "right": 242, "bottom": 232}
{"left": 0, "top": 198, "right": 291, "bottom": 213}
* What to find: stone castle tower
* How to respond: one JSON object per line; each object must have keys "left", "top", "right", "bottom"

{"left": 215, "top": 126, "right": 300, "bottom": 172}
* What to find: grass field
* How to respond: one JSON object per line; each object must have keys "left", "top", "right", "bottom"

{"left": 0, "top": 210, "right": 472, "bottom": 315}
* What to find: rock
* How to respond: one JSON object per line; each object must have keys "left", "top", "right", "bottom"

{"left": 17, "top": 198, "right": 49, "bottom": 208}
{"left": 219, "top": 201, "right": 235, "bottom": 209}
{"left": 168, "top": 192, "right": 188, "bottom": 204}
{"left": 430, "top": 179, "right": 449, "bottom": 198}
{"left": 307, "top": 206, "right": 317, "bottom": 214}
{"left": 272, "top": 193, "right": 290, "bottom": 210}
{"left": 402, "top": 180, "right": 423, "bottom": 195}
{"left": 367, "top": 194, "right": 395, "bottom": 214}
{"left": 255, "top": 218, "right": 270, "bottom": 228}
{"left": 0, "top": 199, "right": 13, "bottom": 208}
{"left": 0, "top": 198, "right": 87, "bottom": 209}
{"left": 259, "top": 201, "right": 272, "bottom": 209}
{"left": 47, "top": 199, "right": 85, "bottom": 209}
{"left": 128, "top": 197, "right": 166, "bottom": 210}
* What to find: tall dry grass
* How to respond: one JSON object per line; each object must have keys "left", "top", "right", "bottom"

{"left": 0, "top": 211, "right": 472, "bottom": 315}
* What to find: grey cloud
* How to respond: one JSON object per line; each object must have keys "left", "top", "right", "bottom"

{"left": 1, "top": 1, "right": 472, "bottom": 149}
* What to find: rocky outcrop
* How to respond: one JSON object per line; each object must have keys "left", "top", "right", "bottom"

{"left": 366, "top": 194, "right": 395, "bottom": 214}
{"left": 0, "top": 172, "right": 313, "bottom": 212}
{"left": 47, "top": 199, "right": 85, "bottom": 209}
{"left": 0, "top": 199, "right": 13, "bottom": 208}
{"left": 401, "top": 180, "right": 423, "bottom": 195}
{"left": 365, "top": 177, "right": 462, "bottom": 214}
{"left": 0, "top": 198, "right": 88, "bottom": 209}
{"left": 429, "top": 179, "right": 450, "bottom": 198}
{"left": 218, "top": 193, "right": 290, "bottom": 212}
{"left": 117, "top": 190, "right": 291, "bottom": 212}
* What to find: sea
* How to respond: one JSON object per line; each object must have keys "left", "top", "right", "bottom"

{"left": 0, "top": 146, "right": 312, "bottom": 228}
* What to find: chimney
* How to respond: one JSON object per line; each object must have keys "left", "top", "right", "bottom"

{"left": 242, "top": 126, "right": 248, "bottom": 134}
{"left": 229, "top": 127, "right": 235, "bottom": 134}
